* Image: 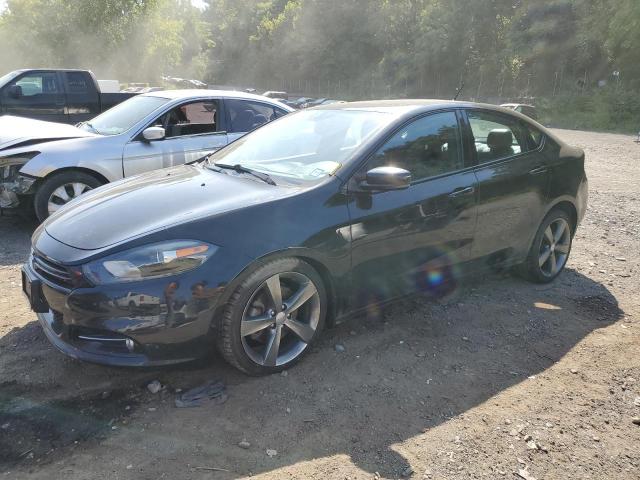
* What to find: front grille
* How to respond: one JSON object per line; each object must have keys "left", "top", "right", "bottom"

{"left": 32, "top": 253, "right": 74, "bottom": 289}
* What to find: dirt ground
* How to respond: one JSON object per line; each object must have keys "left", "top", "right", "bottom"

{"left": 1, "top": 129, "right": 639, "bottom": 480}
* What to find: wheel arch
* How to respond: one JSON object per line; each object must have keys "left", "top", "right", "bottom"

{"left": 544, "top": 198, "right": 578, "bottom": 236}
{"left": 36, "top": 166, "right": 110, "bottom": 187}
{"left": 214, "top": 248, "right": 342, "bottom": 329}
{"left": 522, "top": 197, "right": 578, "bottom": 262}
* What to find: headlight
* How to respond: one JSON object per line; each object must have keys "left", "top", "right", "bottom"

{"left": 83, "top": 240, "right": 217, "bottom": 285}
{"left": 0, "top": 153, "right": 39, "bottom": 180}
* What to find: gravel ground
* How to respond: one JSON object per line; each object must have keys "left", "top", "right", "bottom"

{"left": 0, "top": 129, "right": 639, "bottom": 479}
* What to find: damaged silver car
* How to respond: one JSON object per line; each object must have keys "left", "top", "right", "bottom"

{"left": 0, "top": 90, "right": 292, "bottom": 221}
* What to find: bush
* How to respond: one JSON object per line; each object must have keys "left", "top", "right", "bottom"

{"left": 537, "top": 89, "right": 640, "bottom": 134}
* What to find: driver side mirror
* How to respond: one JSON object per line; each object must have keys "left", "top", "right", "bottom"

{"left": 142, "top": 126, "right": 165, "bottom": 141}
{"left": 7, "top": 85, "right": 22, "bottom": 99}
{"left": 359, "top": 166, "right": 412, "bottom": 191}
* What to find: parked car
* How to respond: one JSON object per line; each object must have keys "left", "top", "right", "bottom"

{"left": 501, "top": 103, "right": 538, "bottom": 121}
{"left": 22, "top": 100, "right": 587, "bottom": 373}
{"left": 262, "top": 91, "right": 288, "bottom": 100}
{"left": 0, "top": 69, "right": 138, "bottom": 124}
{"left": 0, "top": 90, "right": 292, "bottom": 220}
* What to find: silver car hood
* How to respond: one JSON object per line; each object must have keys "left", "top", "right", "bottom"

{"left": 0, "top": 115, "right": 96, "bottom": 152}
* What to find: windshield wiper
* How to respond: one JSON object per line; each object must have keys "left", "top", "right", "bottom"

{"left": 213, "top": 163, "right": 277, "bottom": 186}
{"left": 84, "top": 122, "right": 100, "bottom": 134}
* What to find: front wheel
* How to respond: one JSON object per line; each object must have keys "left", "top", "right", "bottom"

{"left": 217, "top": 258, "right": 327, "bottom": 375}
{"left": 34, "top": 171, "right": 103, "bottom": 222}
{"left": 518, "top": 209, "right": 573, "bottom": 283}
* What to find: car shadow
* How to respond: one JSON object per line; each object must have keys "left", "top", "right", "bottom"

{"left": 0, "top": 263, "right": 624, "bottom": 477}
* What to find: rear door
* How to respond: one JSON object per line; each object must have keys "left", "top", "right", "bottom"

{"left": 122, "top": 99, "right": 228, "bottom": 177}
{"left": 464, "top": 109, "right": 550, "bottom": 261}
{"left": 0, "top": 71, "right": 67, "bottom": 123}
{"left": 62, "top": 71, "right": 100, "bottom": 124}
{"left": 347, "top": 110, "right": 478, "bottom": 307}
{"left": 225, "top": 98, "right": 290, "bottom": 143}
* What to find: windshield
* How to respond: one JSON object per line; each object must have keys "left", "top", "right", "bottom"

{"left": 80, "top": 95, "right": 170, "bottom": 136}
{"left": 208, "top": 109, "right": 391, "bottom": 181}
{"left": 0, "top": 70, "right": 21, "bottom": 87}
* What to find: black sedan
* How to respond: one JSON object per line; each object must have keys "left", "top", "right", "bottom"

{"left": 22, "top": 100, "right": 588, "bottom": 374}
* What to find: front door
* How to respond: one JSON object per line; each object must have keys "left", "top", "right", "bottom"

{"left": 347, "top": 110, "right": 478, "bottom": 309}
{"left": 1, "top": 71, "right": 66, "bottom": 123}
{"left": 464, "top": 109, "right": 550, "bottom": 261}
{"left": 123, "top": 99, "right": 228, "bottom": 177}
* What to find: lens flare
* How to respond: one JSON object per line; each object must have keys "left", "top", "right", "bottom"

{"left": 414, "top": 250, "right": 460, "bottom": 298}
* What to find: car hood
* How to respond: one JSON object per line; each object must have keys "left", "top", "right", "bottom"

{"left": 44, "top": 164, "right": 296, "bottom": 250}
{"left": 0, "top": 115, "right": 96, "bottom": 152}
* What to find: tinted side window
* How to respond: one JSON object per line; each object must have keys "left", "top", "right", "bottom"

{"left": 274, "top": 107, "right": 289, "bottom": 119}
{"left": 153, "top": 100, "right": 219, "bottom": 138}
{"left": 524, "top": 124, "right": 544, "bottom": 150}
{"left": 12, "top": 73, "right": 60, "bottom": 96}
{"left": 468, "top": 111, "right": 527, "bottom": 163}
{"left": 65, "top": 72, "right": 89, "bottom": 94}
{"left": 227, "top": 99, "right": 278, "bottom": 132}
{"left": 521, "top": 106, "right": 538, "bottom": 120}
{"left": 369, "top": 111, "right": 463, "bottom": 181}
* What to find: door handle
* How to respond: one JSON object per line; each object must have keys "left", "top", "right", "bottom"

{"left": 448, "top": 186, "right": 475, "bottom": 198}
{"left": 529, "top": 166, "right": 548, "bottom": 175}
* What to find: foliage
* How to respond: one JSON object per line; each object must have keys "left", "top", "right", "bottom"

{"left": 0, "top": 0, "right": 639, "bottom": 130}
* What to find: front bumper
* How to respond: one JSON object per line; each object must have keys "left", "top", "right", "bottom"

{"left": 0, "top": 174, "right": 37, "bottom": 208}
{"left": 23, "top": 259, "right": 227, "bottom": 367}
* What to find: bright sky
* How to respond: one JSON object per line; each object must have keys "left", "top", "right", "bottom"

{"left": 0, "top": 0, "right": 207, "bottom": 13}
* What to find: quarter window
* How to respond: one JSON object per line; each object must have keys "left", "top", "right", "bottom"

{"left": 227, "top": 99, "right": 281, "bottom": 133}
{"left": 65, "top": 72, "right": 89, "bottom": 94}
{"left": 468, "top": 111, "right": 528, "bottom": 163}
{"left": 369, "top": 112, "right": 463, "bottom": 181}
{"left": 525, "top": 124, "right": 544, "bottom": 150}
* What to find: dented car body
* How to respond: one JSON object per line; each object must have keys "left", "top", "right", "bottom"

{"left": 0, "top": 90, "right": 291, "bottom": 219}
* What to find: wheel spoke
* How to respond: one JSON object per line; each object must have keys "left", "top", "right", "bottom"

{"left": 553, "top": 222, "right": 567, "bottom": 243}
{"left": 544, "top": 227, "right": 554, "bottom": 246}
{"left": 265, "top": 275, "right": 283, "bottom": 312}
{"left": 555, "top": 243, "right": 570, "bottom": 254}
{"left": 284, "top": 318, "right": 315, "bottom": 343}
{"left": 241, "top": 313, "right": 274, "bottom": 337}
{"left": 549, "top": 252, "right": 558, "bottom": 274}
{"left": 52, "top": 186, "right": 70, "bottom": 202}
{"left": 263, "top": 325, "right": 282, "bottom": 366}
{"left": 285, "top": 282, "right": 317, "bottom": 313}
{"left": 539, "top": 248, "right": 552, "bottom": 267}
{"left": 72, "top": 182, "right": 89, "bottom": 197}
{"left": 48, "top": 202, "right": 62, "bottom": 213}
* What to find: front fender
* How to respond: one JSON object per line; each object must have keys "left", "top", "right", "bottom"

{"left": 17, "top": 137, "right": 125, "bottom": 182}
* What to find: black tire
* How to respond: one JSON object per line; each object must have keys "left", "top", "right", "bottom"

{"left": 216, "top": 257, "right": 327, "bottom": 375}
{"left": 517, "top": 208, "right": 573, "bottom": 283}
{"left": 34, "top": 171, "right": 103, "bottom": 222}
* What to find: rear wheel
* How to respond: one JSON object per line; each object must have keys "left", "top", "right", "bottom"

{"left": 217, "top": 258, "right": 327, "bottom": 375}
{"left": 34, "top": 171, "right": 103, "bottom": 222}
{"left": 518, "top": 209, "right": 573, "bottom": 283}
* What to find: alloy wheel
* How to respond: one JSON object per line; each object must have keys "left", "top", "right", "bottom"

{"left": 241, "top": 272, "right": 320, "bottom": 367}
{"left": 538, "top": 218, "right": 571, "bottom": 277}
{"left": 48, "top": 182, "right": 93, "bottom": 215}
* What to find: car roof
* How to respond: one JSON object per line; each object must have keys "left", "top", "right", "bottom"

{"left": 501, "top": 103, "right": 536, "bottom": 108}
{"left": 312, "top": 98, "right": 561, "bottom": 144}
{"left": 143, "top": 89, "right": 294, "bottom": 111}
{"left": 313, "top": 99, "right": 525, "bottom": 115}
